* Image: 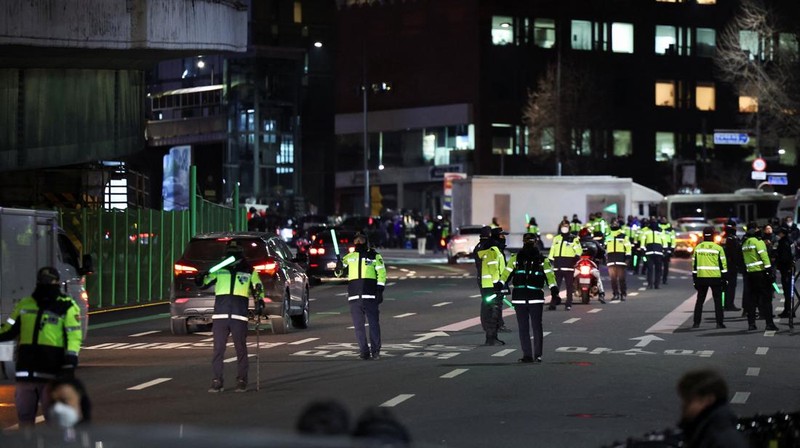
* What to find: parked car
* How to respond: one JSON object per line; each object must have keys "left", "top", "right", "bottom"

{"left": 446, "top": 225, "right": 484, "bottom": 264}
{"left": 170, "top": 232, "right": 310, "bottom": 335}
{"left": 673, "top": 218, "right": 710, "bottom": 257}
{"left": 306, "top": 229, "right": 357, "bottom": 284}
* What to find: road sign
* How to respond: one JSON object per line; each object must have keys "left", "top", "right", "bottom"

{"left": 767, "top": 172, "right": 788, "bottom": 185}
{"left": 751, "top": 171, "right": 767, "bottom": 180}
{"left": 714, "top": 132, "right": 750, "bottom": 145}
{"left": 752, "top": 157, "right": 767, "bottom": 172}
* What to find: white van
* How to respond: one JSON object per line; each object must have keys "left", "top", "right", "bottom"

{"left": 777, "top": 189, "right": 800, "bottom": 223}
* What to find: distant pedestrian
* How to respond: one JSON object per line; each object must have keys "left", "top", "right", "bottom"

{"left": 676, "top": 369, "right": 748, "bottom": 448}
{"left": 0, "top": 267, "right": 82, "bottom": 426}
{"left": 414, "top": 219, "right": 428, "bottom": 255}
{"left": 247, "top": 207, "right": 266, "bottom": 232}
{"left": 335, "top": 233, "right": 386, "bottom": 360}
{"left": 775, "top": 227, "right": 796, "bottom": 319}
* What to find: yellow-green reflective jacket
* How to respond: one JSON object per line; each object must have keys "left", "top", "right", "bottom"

{"left": 692, "top": 241, "right": 728, "bottom": 278}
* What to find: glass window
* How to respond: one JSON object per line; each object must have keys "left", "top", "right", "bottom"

{"left": 655, "top": 25, "right": 677, "bottom": 55}
{"left": 655, "top": 81, "right": 676, "bottom": 107}
{"left": 611, "top": 23, "right": 634, "bottom": 53}
{"left": 492, "top": 124, "right": 513, "bottom": 155}
{"left": 613, "top": 130, "right": 632, "bottom": 157}
{"left": 696, "top": 0, "right": 716, "bottom": 4}
{"left": 739, "top": 96, "right": 758, "bottom": 113}
{"left": 492, "top": 16, "right": 514, "bottom": 46}
{"left": 739, "top": 30, "right": 761, "bottom": 60}
{"left": 541, "top": 127, "right": 555, "bottom": 152}
{"left": 656, "top": 132, "right": 675, "bottom": 162}
{"left": 696, "top": 83, "right": 715, "bottom": 111}
{"left": 571, "top": 20, "right": 592, "bottom": 50}
{"left": 695, "top": 134, "right": 713, "bottom": 149}
{"left": 779, "top": 33, "right": 798, "bottom": 55}
{"left": 696, "top": 28, "right": 716, "bottom": 57}
{"left": 293, "top": 1, "right": 302, "bottom": 24}
{"left": 534, "top": 18, "right": 556, "bottom": 48}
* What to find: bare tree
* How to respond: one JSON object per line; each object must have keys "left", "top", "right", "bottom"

{"left": 522, "top": 60, "right": 609, "bottom": 173}
{"left": 715, "top": 0, "right": 800, "bottom": 144}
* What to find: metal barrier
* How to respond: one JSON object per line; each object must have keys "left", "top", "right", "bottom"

{"left": 59, "top": 193, "right": 244, "bottom": 309}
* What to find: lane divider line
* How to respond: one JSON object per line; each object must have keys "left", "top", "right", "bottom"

{"left": 469, "top": 294, "right": 481, "bottom": 298}
{"left": 289, "top": 338, "right": 320, "bottom": 345}
{"left": 434, "top": 308, "right": 516, "bottom": 332}
{"left": 440, "top": 369, "right": 468, "bottom": 379}
{"left": 348, "top": 324, "right": 370, "bottom": 329}
{"left": 746, "top": 367, "right": 761, "bottom": 377}
{"left": 225, "top": 354, "right": 256, "bottom": 363}
{"left": 543, "top": 331, "right": 552, "bottom": 337}
{"left": 731, "top": 392, "right": 750, "bottom": 404}
{"left": 628, "top": 292, "right": 639, "bottom": 297}
{"left": 492, "top": 349, "right": 516, "bottom": 357}
{"left": 588, "top": 308, "right": 602, "bottom": 314}
{"left": 646, "top": 293, "right": 701, "bottom": 334}
{"left": 433, "top": 302, "right": 452, "bottom": 307}
{"left": 563, "top": 318, "right": 581, "bottom": 324}
{"left": 394, "top": 313, "right": 416, "bottom": 319}
{"left": 638, "top": 287, "right": 647, "bottom": 291}
{"left": 764, "top": 330, "right": 776, "bottom": 337}
{"left": 127, "top": 378, "right": 172, "bottom": 391}
{"left": 129, "top": 330, "right": 160, "bottom": 337}
{"left": 755, "top": 347, "right": 769, "bottom": 355}
{"left": 381, "top": 394, "right": 415, "bottom": 408}
{"left": 387, "top": 282, "right": 397, "bottom": 286}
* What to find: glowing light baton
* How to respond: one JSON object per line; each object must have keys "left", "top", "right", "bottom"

{"left": 209, "top": 256, "right": 236, "bottom": 274}
{"left": 772, "top": 282, "right": 782, "bottom": 294}
{"left": 330, "top": 228, "right": 340, "bottom": 256}
{"left": 721, "top": 290, "right": 726, "bottom": 308}
{"left": 503, "top": 298, "right": 514, "bottom": 308}
{"left": 525, "top": 213, "right": 530, "bottom": 226}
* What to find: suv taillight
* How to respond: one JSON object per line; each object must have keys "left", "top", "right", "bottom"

{"left": 309, "top": 247, "right": 326, "bottom": 255}
{"left": 253, "top": 258, "right": 279, "bottom": 276}
{"left": 174, "top": 263, "right": 198, "bottom": 276}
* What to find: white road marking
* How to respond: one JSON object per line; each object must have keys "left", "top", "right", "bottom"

{"left": 225, "top": 354, "right": 256, "bottom": 363}
{"left": 380, "top": 394, "right": 415, "bottom": 407}
{"left": 127, "top": 378, "right": 172, "bottom": 391}
{"left": 418, "top": 276, "right": 427, "bottom": 279}
{"left": 543, "top": 331, "right": 552, "bottom": 337}
{"left": 670, "top": 268, "right": 693, "bottom": 275}
{"left": 563, "top": 318, "right": 581, "bottom": 324}
{"left": 433, "top": 302, "right": 452, "bottom": 307}
{"left": 195, "top": 331, "right": 213, "bottom": 336}
{"left": 4, "top": 415, "right": 45, "bottom": 431}
{"left": 730, "top": 392, "right": 750, "bottom": 404}
{"left": 434, "top": 308, "right": 516, "bottom": 332}
{"left": 746, "top": 367, "right": 761, "bottom": 377}
{"left": 317, "top": 312, "right": 341, "bottom": 315}
{"left": 638, "top": 287, "right": 647, "bottom": 291}
{"left": 394, "top": 313, "right": 416, "bottom": 319}
{"left": 129, "top": 330, "right": 160, "bottom": 337}
{"left": 400, "top": 268, "right": 410, "bottom": 272}
{"left": 647, "top": 293, "right": 703, "bottom": 334}
{"left": 336, "top": 292, "right": 347, "bottom": 296}
{"left": 387, "top": 282, "right": 397, "bottom": 286}
{"left": 469, "top": 294, "right": 481, "bottom": 298}
{"left": 588, "top": 308, "right": 602, "bottom": 314}
{"left": 201, "top": 337, "right": 214, "bottom": 342}
{"left": 755, "top": 347, "right": 769, "bottom": 355}
{"left": 492, "top": 349, "right": 516, "bottom": 357}
{"left": 289, "top": 338, "right": 320, "bottom": 345}
{"left": 628, "top": 292, "right": 639, "bottom": 297}
{"left": 764, "top": 330, "right": 776, "bottom": 337}
{"left": 389, "top": 266, "right": 399, "bottom": 270}
{"left": 440, "top": 368, "right": 468, "bottom": 379}
{"left": 347, "top": 323, "right": 370, "bottom": 329}
{"left": 680, "top": 276, "right": 688, "bottom": 279}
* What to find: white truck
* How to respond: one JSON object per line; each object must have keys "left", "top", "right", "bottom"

{"left": 0, "top": 207, "right": 93, "bottom": 377}
{"left": 450, "top": 176, "right": 664, "bottom": 248}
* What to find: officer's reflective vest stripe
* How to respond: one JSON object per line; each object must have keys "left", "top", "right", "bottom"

{"left": 548, "top": 235, "right": 581, "bottom": 271}
{"left": 692, "top": 242, "right": 728, "bottom": 278}
{"left": 212, "top": 313, "right": 249, "bottom": 321}
{"left": 742, "top": 237, "right": 771, "bottom": 272}
{"left": 204, "top": 264, "right": 263, "bottom": 299}
{"left": 501, "top": 255, "right": 556, "bottom": 304}
{"left": 478, "top": 246, "right": 505, "bottom": 288}
{"left": 605, "top": 230, "right": 632, "bottom": 266}
{"left": 640, "top": 229, "right": 665, "bottom": 256}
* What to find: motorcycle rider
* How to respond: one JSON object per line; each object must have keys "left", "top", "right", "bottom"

{"left": 573, "top": 245, "right": 606, "bottom": 304}
{"left": 502, "top": 233, "right": 559, "bottom": 363}
{"left": 548, "top": 221, "right": 582, "bottom": 311}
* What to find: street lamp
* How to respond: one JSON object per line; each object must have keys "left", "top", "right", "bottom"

{"left": 196, "top": 58, "right": 215, "bottom": 84}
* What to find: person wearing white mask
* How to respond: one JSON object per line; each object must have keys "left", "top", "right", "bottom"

{"left": 48, "top": 377, "right": 91, "bottom": 429}
{"left": 547, "top": 220, "right": 582, "bottom": 310}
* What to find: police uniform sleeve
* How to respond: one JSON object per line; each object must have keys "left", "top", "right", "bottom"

{"left": 63, "top": 299, "right": 83, "bottom": 358}
{"left": 203, "top": 270, "right": 217, "bottom": 286}
{"left": 334, "top": 253, "right": 349, "bottom": 278}
{"left": 719, "top": 243, "right": 728, "bottom": 274}
{"left": 0, "top": 301, "right": 23, "bottom": 342}
{"left": 547, "top": 238, "right": 557, "bottom": 260}
{"left": 250, "top": 269, "right": 264, "bottom": 299}
{"left": 501, "top": 255, "right": 516, "bottom": 284}
{"left": 375, "top": 253, "right": 387, "bottom": 287}
{"left": 757, "top": 240, "right": 772, "bottom": 269}
{"left": 543, "top": 258, "right": 557, "bottom": 288}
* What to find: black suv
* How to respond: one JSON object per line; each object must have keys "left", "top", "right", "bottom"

{"left": 170, "top": 232, "right": 310, "bottom": 335}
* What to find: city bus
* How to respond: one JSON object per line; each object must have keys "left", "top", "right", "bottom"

{"left": 660, "top": 189, "right": 784, "bottom": 227}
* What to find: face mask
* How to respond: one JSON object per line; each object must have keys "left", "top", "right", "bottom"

{"left": 355, "top": 243, "right": 367, "bottom": 252}
{"left": 787, "top": 221, "right": 793, "bottom": 226}
{"left": 560, "top": 227, "right": 569, "bottom": 234}
{"left": 49, "top": 402, "right": 80, "bottom": 428}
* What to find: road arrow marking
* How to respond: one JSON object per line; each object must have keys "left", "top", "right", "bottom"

{"left": 411, "top": 331, "right": 449, "bottom": 343}
{"left": 630, "top": 335, "right": 664, "bottom": 348}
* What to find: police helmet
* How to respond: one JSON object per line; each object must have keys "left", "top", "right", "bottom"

{"left": 354, "top": 233, "right": 368, "bottom": 245}
{"left": 522, "top": 233, "right": 538, "bottom": 245}
{"left": 702, "top": 226, "right": 715, "bottom": 240}
{"left": 37, "top": 266, "right": 60, "bottom": 285}
{"left": 490, "top": 227, "right": 508, "bottom": 239}
{"left": 479, "top": 226, "right": 492, "bottom": 239}
{"left": 610, "top": 220, "right": 620, "bottom": 230}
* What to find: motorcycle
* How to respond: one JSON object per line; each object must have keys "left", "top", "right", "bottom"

{"left": 573, "top": 256, "right": 601, "bottom": 304}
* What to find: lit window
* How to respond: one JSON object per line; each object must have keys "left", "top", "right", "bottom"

{"left": 739, "top": 30, "right": 764, "bottom": 60}
{"left": 739, "top": 96, "right": 758, "bottom": 113}
{"left": 492, "top": 124, "right": 513, "bottom": 155}
{"left": 696, "top": 0, "right": 716, "bottom": 4}
{"left": 696, "top": 28, "right": 716, "bottom": 57}
{"left": 541, "top": 127, "right": 555, "bottom": 152}
{"left": 656, "top": 132, "right": 675, "bottom": 162}
{"left": 293, "top": 1, "right": 302, "bottom": 24}
{"left": 655, "top": 81, "right": 676, "bottom": 107}
{"left": 613, "top": 130, "right": 632, "bottom": 157}
{"left": 492, "top": 16, "right": 514, "bottom": 46}
{"left": 696, "top": 83, "right": 715, "bottom": 111}
{"left": 534, "top": 18, "right": 556, "bottom": 48}
{"left": 655, "top": 25, "right": 677, "bottom": 55}
{"left": 611, "top": 23, "right": 634, "bottom": 53}
{"left": 571, "top": 20, "right": 592, "bottom": 50}
{"left": 696, "top": 134, "right": 713, "bottom": 149}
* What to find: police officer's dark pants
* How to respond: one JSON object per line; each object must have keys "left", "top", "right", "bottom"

{"left": 554, "top": 270, "right": 574, "bottom": 306}
{"left": 694, "top": 283, "right": 724, "bottom": 326}
{"left": 212, "top": 317, "right": 249, "bottom": 383}
{"left": 514, "top": 303, "right": 543, "bottom": 358}
{"left": 479, "top": 288, "right": 501, "bottom": 338}
{"left": 779, "top": 268, "right": 793, "bottom": 314}
{"left": 350, "top": 299, "right": 381, "bottom": 357}
{"left": 723, "top": 270, "right": 739, "bottom": 309}
{"left": 743, "top": 272, "right": 776, "bottom": 327}
{"left": 15, "top": 381, "right": 52, "bottom": 426}
{"left": 608, "top": 266, "right": 627, "bottom": 297}
{"left": 646, "top": 255, "right": 663, "bottom": 288}
{"left": 661, "top": 254, "right": 672, "bottom": 283}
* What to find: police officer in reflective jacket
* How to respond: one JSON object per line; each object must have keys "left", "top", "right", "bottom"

{"left": 691, "top": 227, "right": 728, "bottom": 329}
{"left": 335, "top": 233, "right": 387, "bottom": 360}
{"left": 199, "top": 241, "right": 264, "bottom": 393}
{"left": 548, "top": 222, "right": 582, "bottom": 310}
{"left": 476, "top": 228, "right": 507, "bottom": 345}
{"left": 502, "top": 233, "right": 558, "bottom": 363}
{"left": 0, "top": 267, "right": 82, "bottom": 426}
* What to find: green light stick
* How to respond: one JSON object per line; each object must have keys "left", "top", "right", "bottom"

{"left": 525, "top": 213, "right": 530, "bottom": 226}
{"left": 209, "top": 256, "right": 236, "bottom": 274}
{"left": 330, "top": 229, "right": 340, "bottom": 256}
{"left": 721, "top": 290, "right": 725, "bottom": 308}
{"left": 772, "top": 282, "right": 782, "bottom": 294}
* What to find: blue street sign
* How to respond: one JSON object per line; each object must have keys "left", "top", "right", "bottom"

{"left": 713, "top": 132, "right": 750, "bottom": 145}
{"left": 767, "top": 174, "right": 788, "bottom": 185}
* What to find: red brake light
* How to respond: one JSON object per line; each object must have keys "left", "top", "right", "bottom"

{"left": 254, "top": 259, "right": 278, "bottom": 276}
{"left": 579, "top": 265, "right": 591, "bottom": 275}
{"left": 309, "top": 247, "right": 318, "bottom": 255}
{"left": 174, "top": 263, "right": 198, "bottom": 276}
{"left": 317, "top": 247, "right": 325, "bottom": 255}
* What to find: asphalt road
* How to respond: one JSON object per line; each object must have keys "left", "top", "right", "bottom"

{"left": 1, "top": 255, "right": 798, "bottom": 447}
